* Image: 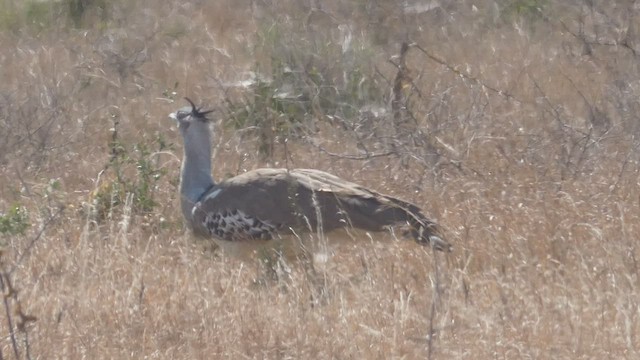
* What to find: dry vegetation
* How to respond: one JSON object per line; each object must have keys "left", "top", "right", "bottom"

{"left": 1, "top": 0, "right": 639, "bottom": 358}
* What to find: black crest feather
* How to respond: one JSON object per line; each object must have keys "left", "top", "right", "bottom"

{"left": 184, "top": 97, "right": 214, "bottom": 120}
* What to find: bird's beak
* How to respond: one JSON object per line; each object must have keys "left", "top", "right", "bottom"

{"left": 169, "top": 112, "right": 177, "bottom": 120}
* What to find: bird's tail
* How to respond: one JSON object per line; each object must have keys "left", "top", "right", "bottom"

{"left": 407, "top": 215, "right": 451, "bottom": 252}
{"left": 383, "top": 197, "right": 452, "bottom": 252}
{"left": 331, "top": 190, "right": 452, "bottom": 252}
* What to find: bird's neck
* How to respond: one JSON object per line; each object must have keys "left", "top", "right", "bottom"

{"left": 179, "top": 122, "right": 215, "bottom": 217}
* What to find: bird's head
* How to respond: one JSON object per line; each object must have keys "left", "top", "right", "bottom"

{"left": 169, "top": 97, "right": 214, "bottom": 132}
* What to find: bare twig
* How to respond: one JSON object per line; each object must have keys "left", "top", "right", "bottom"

{"left": 558, "top": 18, "right": 638, "bottom": 57}
{"left": 413, "top": 44, "right": 521, "bottom": 103}
{"left": 0, "top": 274, "right": 20, "bottom": 360}
{"left": 611, "top": 140, "right": 640, "bottom": 194}
{"left": 9, "top": 205, "right": 65, "bottom": 276}
{"left": 0, "top": 176, "right": 69, "bottom": 360}
{"left": 427, "top": 248, "right": 442, "bottom": 360}
{"left": 0, "top": 205, "right": 62, "bottom": 360}
{"left": 391, "top": 42, "right": 411, "bottom": 132}
{"left": 307, "top": 140, "right": 395, "bottom": 160}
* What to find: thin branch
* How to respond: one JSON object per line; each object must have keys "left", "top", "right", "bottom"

{"left": 0, "top": 274, "right": 20, "bottom": 360}
{"left": 427, "top": 247, "right": 444, "bottom": 360}
{"left": 558, "top": 18, "right": 638, "bottom": 57}
{"left": 9, "top": 205, "right": 65, "bottom": 276}
{"left": 307, "top": 140, "right": 395, "bottom": 160}
{"left": 413, "top": 44, "right": 521, "bottom": 103}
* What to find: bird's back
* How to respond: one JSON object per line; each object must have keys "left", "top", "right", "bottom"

{"left": 187, "top": 167, "right": 440, "bottom": 241}
{"left": 188, "top": 168, "right": 377, "bottom": 237}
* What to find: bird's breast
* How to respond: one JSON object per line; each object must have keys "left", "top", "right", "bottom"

{"left": 200, "top": 209, "right": 283, "bottom": 242}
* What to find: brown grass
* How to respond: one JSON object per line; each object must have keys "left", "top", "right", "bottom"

{"left": 1, "top": 0, "right": 639, "bottom": 358}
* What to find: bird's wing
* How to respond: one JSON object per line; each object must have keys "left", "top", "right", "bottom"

{"left": 289, "top": 168, "right": 423, "bottom": 213}
{"left": 188, "top": 168, "right": 448, "bottom": 250}
{"left": 290, "top": 169, "right": 449, "bottom": 250}
{"left": 188, "top": 169, "right": 321, "bottom": 239}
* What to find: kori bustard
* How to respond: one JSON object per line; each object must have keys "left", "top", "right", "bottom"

{"left": 169, "top": 98, "right": 451, "bottom": 258}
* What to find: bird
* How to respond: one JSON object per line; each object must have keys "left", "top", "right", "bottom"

{"left": 168, "top": 98, "right": 451, "bottom": 260}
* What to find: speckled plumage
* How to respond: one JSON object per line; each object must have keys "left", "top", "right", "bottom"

{"left": 201, "top": 209, "right": 281, "bottom": 241}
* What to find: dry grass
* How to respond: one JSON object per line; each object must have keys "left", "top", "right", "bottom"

{"left": 1, "top": 0, "right": 639, "bottom": 358}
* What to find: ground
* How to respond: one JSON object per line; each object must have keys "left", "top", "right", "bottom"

{"left": 0, "top": 0, "right": 639, "bottom": 358}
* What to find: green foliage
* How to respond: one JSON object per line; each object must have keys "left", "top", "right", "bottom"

{"left": 90, "top": 119, "right": 172, "bottom": 221}
{"left": 161, "top": 82, "right": 180, "bottom": 102}
{"left": 0, "top": 0, "right": 18, "bottom": 30}
{"left": 163, "top": 21, "right": 188, "bottom": 39}
{"left": 67, "top": 0, "right": 108, "bottom": 28}
{"left": 24, "top": 1, "right": 55, "bottom": 29}
{"left": 129, "top": 140, "right": 168, "bottom": 213}
{"left": 499, "top": 0, "right": 548, "bottom": 24}
{"left": 0, "top": 0, "right": 109, "bottom": 32}
{"left": 0, "top": 205, "right": 30, "bottom": 236}
{"left": 226, "top": 19, "right": 384, "bottom": 157}
{"left": 0, "top": 0, "right": 65, "bottom": 31}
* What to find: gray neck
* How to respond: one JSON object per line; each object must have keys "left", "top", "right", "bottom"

{"left": 179, "top": 121, "right": 215, "bottom": 218}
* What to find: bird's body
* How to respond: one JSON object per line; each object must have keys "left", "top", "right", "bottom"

{"left": 169, "top": 98, "right": 451, "bottom": 259}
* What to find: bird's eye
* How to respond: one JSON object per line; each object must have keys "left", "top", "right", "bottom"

{"left": 176, "top": 111, "right": 190, "bottom": 121}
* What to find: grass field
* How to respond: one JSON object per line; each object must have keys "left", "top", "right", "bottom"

{"left": 1, "top": 0, "right": 639, "bottom": 358}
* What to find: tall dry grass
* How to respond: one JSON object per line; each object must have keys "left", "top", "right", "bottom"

{"left": 0, "top": 0, "right": 639, "bottom": 358}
